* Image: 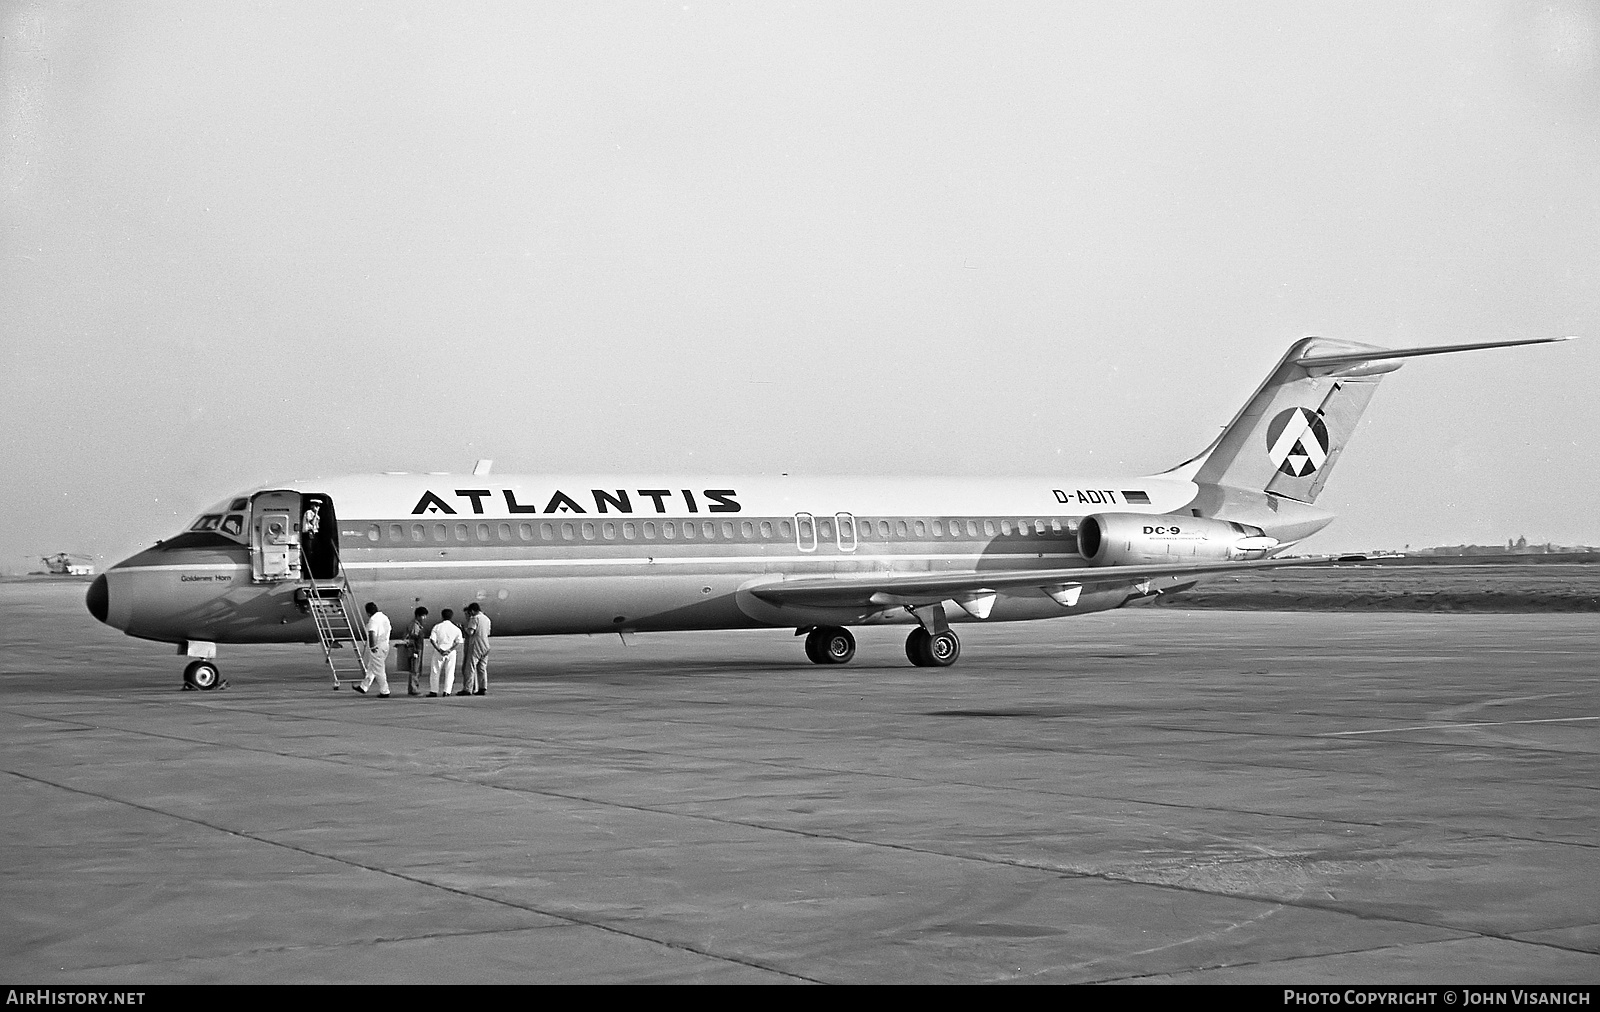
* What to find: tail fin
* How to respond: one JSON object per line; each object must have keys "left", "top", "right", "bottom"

{"left": 1159, "top": 336, "right": 1573, "bottom": 504}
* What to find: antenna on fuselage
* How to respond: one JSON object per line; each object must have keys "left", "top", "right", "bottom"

{"left": 473, "top": 459, "right": 494, "bottom": 476}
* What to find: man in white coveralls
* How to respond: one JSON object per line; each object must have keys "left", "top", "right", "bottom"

{"left": 428, "top": 608, "right": 463, "bottom": 697}
{"left": 354, "top": 602, "right": 391, "bottom": 697}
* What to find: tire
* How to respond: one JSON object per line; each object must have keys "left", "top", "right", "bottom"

{"left": 905, "top": 628, "right": 930, "bottom": 666}
{"left": 803, "top": 629, "right": 825, "bottom": 664}
{"left": 183, "top": 659, "right": 221, "bottom": 691}
{"left": 905, "top": 628, "right": 960, "bottom": 667}
{"left": 817, "top": 627, "right": 855, "bottom": 665}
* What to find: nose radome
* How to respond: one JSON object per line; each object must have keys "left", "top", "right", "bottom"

{"left": 87, "top": 574, "right": 109, "bottom": 624}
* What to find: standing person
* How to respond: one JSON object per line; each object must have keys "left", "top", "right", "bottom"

{"left": 403, "top": 606, "right": 428, "bottom": 696}
{"left": 462, "top": 602, "right": 492, "bottom": 696}
{"left": 460, "top": 605, "right": 480, "bottom": 697}
{"left": 354, "top": 602, "right": 391, "bottom": 697}
{"left": 427, "top": 608, "right": 463, "bottom": 697}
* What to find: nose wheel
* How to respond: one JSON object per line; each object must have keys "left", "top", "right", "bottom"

{"left": 182, "top": 659, "right": 226, "bottom": 691}
{"left": 905, "top": 628, "right": 960, "bottom": 667}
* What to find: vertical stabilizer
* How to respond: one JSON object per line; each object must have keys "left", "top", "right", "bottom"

{"left": 1166, "top": 335, "right": 1572, "bottom": 504}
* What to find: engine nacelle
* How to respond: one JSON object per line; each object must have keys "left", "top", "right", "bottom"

{"left": 1077, "top": 513, "right": 1279, "bottom": 566}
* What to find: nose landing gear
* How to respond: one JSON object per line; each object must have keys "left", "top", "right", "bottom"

{"left": 181, "top": 659, "right": 227, "bottom": 691}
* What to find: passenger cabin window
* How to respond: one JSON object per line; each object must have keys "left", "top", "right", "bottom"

{"left": 518, "top": 524, "right": 533, "bottom": 540}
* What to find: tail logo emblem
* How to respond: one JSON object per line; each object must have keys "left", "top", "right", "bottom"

{"left": 1266, "top": 407, "right": 1329, "bottom": 477}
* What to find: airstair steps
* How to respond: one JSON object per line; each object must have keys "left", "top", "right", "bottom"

{"left": 305, "top": 585, "right": 365, "bottom": 688}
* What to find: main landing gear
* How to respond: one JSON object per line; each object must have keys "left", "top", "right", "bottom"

{"left": 803, "top": 626, "right": 856, "bottom": 664}
{"left": 905, "top": 627, "right": 961, "bottom": 667}
{"left": 181, "top": 659, "right": 226, "bottom": 691}
{"left": 798, "top": 621, "right": 962, "bottom": 667}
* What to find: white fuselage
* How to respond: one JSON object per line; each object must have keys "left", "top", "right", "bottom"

{"left": 95, "top": 472, "right": 1271, "bottom": 646}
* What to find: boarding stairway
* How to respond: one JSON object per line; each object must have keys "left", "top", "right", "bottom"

{"left": 304, "top": 564, "right": 367, "bottom": 689}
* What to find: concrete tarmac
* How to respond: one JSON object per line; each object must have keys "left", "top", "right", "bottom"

{"left": 2, "top": 581, "right": 1597, "bottom": 983}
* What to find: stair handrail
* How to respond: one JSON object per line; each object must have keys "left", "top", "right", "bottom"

{"left": 302, "top": 567, "right": 347, "bottom": 687}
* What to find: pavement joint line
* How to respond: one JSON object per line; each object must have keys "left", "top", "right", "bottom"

{"left": 1096, "top": 932, "right": 1498, "bottom": 983}
{"left": 45, "top": 689, "right": 1596, "bottom": 787}
{"left": 15, "top": 688, "right": 1600, "bottom": 787}
{"left": 1, "top": 768, "right": 821, "bottom": 984}
{"left": 11, "top": 703, "right": 1597, "bottom": 853}
{"left": 19, "top": 687, "right": 1599, "bottom": 755}
{"left": 1135, "top": 720, "right": 1600, "bottom": 756}
{"left": 1318, "top": 716, "right": 1600, "bottom": 736}
{"left": 473, "top": 780, "right": 1600, "bottom": 960}
{"left": 198, "top": 690, "right": 1600, "bottom": 764}
{"left": 0, "top": 704, "right": 1454, "bottom": 836}
{"left": 60, "top": 922, "right": 585, "bottom": 976}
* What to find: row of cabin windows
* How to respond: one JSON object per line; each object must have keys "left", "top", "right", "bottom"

{"left": 361, "top": 517, "right": 1080, "bottom": 546}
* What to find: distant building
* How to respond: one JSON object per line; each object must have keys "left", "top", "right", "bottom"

{"left": 1414, "top": 542, "right": 1598, "bottom": 558}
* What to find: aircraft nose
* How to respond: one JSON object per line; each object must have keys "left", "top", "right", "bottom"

{"left": 87, "top": 574, "right": 109, "bottom": 625}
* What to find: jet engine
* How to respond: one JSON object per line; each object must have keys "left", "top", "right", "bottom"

{"left": 1077, "top": 513, "right": 1279, "bottom": 566}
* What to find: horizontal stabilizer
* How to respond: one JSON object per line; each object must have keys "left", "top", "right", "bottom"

{"left": 1295, "top": 336, "right": 1575, "bottom": 369}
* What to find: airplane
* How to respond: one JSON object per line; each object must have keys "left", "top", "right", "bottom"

{"left": 86, "top": 335, "right": 1572, "bottom": 690}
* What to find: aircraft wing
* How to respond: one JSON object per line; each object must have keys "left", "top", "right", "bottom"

{"left": 748, "top": 554, "right": 1362, "bottom": 609}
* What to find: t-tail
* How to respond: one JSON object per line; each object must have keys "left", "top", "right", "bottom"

{"left": 1158, "top": 335, "right": 1574, "bottom": 542}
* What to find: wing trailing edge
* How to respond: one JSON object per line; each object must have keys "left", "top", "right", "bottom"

{"left": 748, "top": 554, "right": 1367, "bottom": 610}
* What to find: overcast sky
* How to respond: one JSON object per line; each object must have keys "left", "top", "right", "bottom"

{"left": 2, "top": 0, "right": 1597, "bottom": 571}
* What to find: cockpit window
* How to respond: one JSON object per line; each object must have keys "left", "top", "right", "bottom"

{"left": 186, "top": 494, "right": 253, "bottom": 546}
{"left": 154, "top": 531, "right": 240, "bottom": 551}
